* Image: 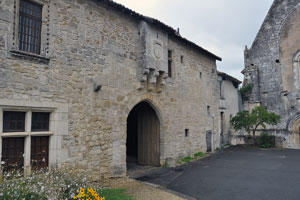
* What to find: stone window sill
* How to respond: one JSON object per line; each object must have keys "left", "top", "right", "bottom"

{"left": 31, "top": 131, "right": 54, "bottom": 136}
{"left": 1, "top": 132, "right": 29, "bottom": 137}
{"left": 1, "top": 131, "right": 54, "bottom": 137}
{"left": 10, "top": 50, "right": 50, "bottom": 64}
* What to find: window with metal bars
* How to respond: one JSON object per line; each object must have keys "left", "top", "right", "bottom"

{"left": 3, "top": 111, "right": 26, "bottom": 133}
{"left": 31, "top": 136, "right": 49, "bottom": 170}
{"left": 18, "top": 0, "right": 42, "bottom": 54}
{"left": 2, "top": 137, "right": 25, "bottom": 172}
{"left": 31, "top": 112, "right": 50, "bottom": 132}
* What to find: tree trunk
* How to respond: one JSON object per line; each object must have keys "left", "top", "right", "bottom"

{"left": 253, "top": 130, "right": 256, "bottom": 145}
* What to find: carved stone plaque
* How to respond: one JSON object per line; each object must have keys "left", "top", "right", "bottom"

{"left": 154, "top": 43, "right": 162, "bottom": 59}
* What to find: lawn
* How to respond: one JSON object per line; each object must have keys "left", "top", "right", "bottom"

{"left": 98, "top": 188, "right": 135, "bottom": 200}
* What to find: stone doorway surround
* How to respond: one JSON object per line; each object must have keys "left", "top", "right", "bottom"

{"left": 126, "top": 100, "right": 161, "bottom": 171}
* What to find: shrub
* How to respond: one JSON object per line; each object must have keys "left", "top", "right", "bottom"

{"left": 258, "top": 132, "right": 275, "bottom": 148}
{"left": 0, "top": 168, "right": 135, "bottom": 200}
{"left": 0, "top": 168, "right": 90, "bottom": 200}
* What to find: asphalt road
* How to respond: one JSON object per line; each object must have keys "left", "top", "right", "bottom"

{"left": 136, "top": 146, "right": 300, "bottom": 200}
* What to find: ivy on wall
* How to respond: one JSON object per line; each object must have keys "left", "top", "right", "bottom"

{"left": 240, "top": 83, "right": 253, "bottom": 102}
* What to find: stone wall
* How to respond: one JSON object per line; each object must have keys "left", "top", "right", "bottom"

{"left": 243, "top": 0, "right": 300, "bottom": 148}
{"left": 0, "top": 0, "right": 221, "bottom": 178}
{"left": 217, "top": 73, "right": 241, "bottom": 146}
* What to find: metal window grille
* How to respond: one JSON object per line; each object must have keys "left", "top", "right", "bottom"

{"left": 31, "top": 136, "right": 49, "bottom": 170}
{"left": 2, "top": 137, "right": 25, "bottom": 172}
{"left": 3, "top": 111, "right": 26, "bottom": 133}
{"left": 18, "top": 0, "right": 42, "bottom": 54}
{"left": 31, "top": 112, "right": 50, "bottom": 132}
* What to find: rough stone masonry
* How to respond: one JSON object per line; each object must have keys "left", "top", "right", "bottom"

{"left": 0, "top": 0, "right": 222, "bottom": 179}
{"left": 243, "top": 0, "right": 300, "bottom": 149}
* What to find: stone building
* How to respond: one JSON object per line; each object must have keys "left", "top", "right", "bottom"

{"left": 217, "top": 71, "right": 241, "bottom": 146}
{"left": 243, "top": 0, "right": 300, "bottom": 148}
{"left": 0, "top": 0, "right": 222, "bottom": 178}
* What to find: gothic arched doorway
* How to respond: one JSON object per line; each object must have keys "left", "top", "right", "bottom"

{"left": 126, "top": 101, "right": 160, "bottom": 167}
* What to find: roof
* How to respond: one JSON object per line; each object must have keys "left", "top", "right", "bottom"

{"left": 217, "top": 71, "right": 242, "bottom": 85}
{"left": 98, "top": 0, "right": 222, "bottom": 61}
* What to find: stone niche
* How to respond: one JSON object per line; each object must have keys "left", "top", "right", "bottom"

{"left": 137, "top": 22, "right": 169, "bottom": 92}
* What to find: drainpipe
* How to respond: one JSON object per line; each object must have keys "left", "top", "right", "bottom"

{"left": 212, "top": 114, "right": 215, "bottom": 150}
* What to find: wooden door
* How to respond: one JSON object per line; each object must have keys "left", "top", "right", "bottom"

{"left": 206, "top": 131, "right": 212, "bottom": 152}
{"left": 31, "top": 136, "right": 49, "bottom": 170}
{"left": 137, "top": 103, "right": 160, "bottom": 166}
{"left": 2, "top": 137, "right": 25, "bottom": 172}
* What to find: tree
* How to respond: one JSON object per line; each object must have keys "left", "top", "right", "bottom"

{"left": 230, "top": 106, "right": 280, "bottom": 144}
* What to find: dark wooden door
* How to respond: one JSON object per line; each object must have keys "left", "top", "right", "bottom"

{"left": 2, "top": 137, "right": 25, "bottom": 172}
{"left": 137, "top": 103, "right": 160, "bottom": 166}
{"left": 31, "top": 136, "right": 49, "bottom": 170}
{"left": 206, "top": 131, "right": 212, "bottom": 152}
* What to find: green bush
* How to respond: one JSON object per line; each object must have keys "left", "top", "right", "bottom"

{"left": 0, "top": 168, "right": 136, "bottom": 200}
{"left": 0, "top": 168, "right": 89, "bottom": 200}
{"left": 258, "top": 133, "right": 275, "bottom": 148}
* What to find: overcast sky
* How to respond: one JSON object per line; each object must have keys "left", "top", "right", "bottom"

{"left": 114, "top": 0, "right": 274, "bottom": 81}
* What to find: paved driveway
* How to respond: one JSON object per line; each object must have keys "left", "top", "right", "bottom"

{"left": 136, "top": 146, "right": 300, "bottom": 200}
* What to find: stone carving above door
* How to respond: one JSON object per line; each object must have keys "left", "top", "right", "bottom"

{"left": 137, "top": 22, "right": 169, "bottom": 93}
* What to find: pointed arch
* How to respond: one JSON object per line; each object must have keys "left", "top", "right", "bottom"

{"left": 126, "top": 99, "right": 162, "bottom": 167}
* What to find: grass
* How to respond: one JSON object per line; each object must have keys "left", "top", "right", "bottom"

{"left": 194, "top": 152, "right": 206, "bottom": 157}
{"left": 181, "top": 156, "right": 193, "bottom": 163}
{"left": 177, "top": 152, "right": 207, "bottom": 164}
{"left": 98, "top": 188, "right": 135, "bottom": 200}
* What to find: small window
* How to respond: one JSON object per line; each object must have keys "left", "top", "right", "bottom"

{"left": 31, "top": 112, "right": 50, "bottom": 132}
{"left": 200, "top": 72, "right": 202, "bottom": 79}
{"left": 180, "top": 55, "right": 184, "bottom": 63}
{"left": 19, "top": 0, "right": 43, "bottom": 54}
{"left": 3, "top": 111, "right": 26, "bottom": 132}
{"left": 207, "top": 106, "right": 211, "bottom": 116}
{"left": 168, "top": 50, "right": 172, "bottom": 77}
{"left": 185, "top": 129, "right": 189, "bottom": 137}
